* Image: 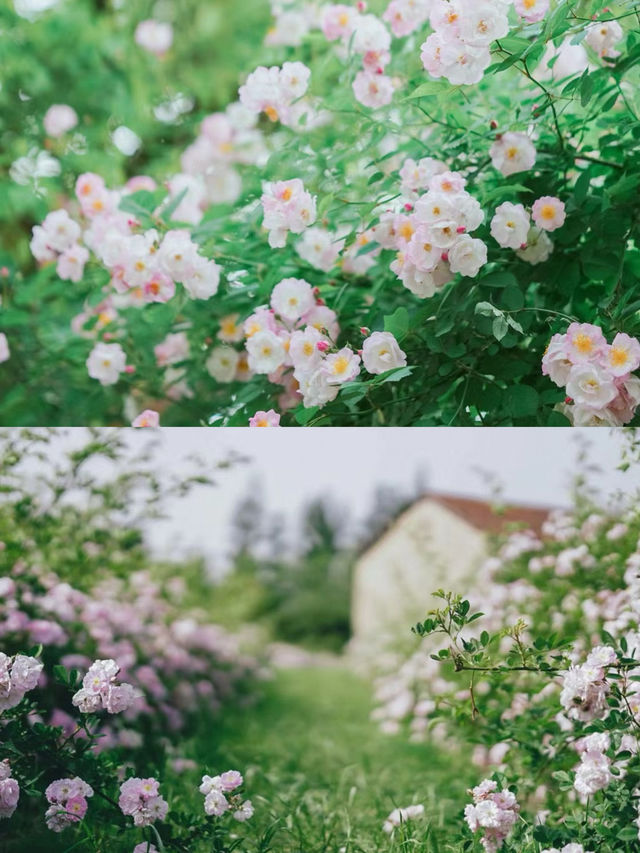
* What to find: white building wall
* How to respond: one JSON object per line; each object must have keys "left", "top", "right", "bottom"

{"left": 351, "top": 500, "right": 488, "bottom": 643}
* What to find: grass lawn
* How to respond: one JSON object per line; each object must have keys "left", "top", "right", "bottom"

{"left": 196, "top": 665, "right": 474, "bottom": 853}
{"left": 5, "top": 665, "right": 474, "bottom": 852}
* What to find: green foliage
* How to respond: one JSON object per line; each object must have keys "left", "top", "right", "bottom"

{"left": 0, "top": 428, "right": 220, "bottom": 589}
{"left": 214, "top": 482, "right": 424, "bottom": 651}
{"left": 1, "top": 1, "right": 640, "bottom": 423}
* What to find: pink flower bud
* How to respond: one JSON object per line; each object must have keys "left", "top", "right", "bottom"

{"left": 316, "top": 341, "right": 330, "bottom": 352}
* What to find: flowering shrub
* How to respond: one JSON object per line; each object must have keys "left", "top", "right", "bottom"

{"left": 2, "top": 0, "right": 640, "bottom": 424}
{"left": 372, "top": 478, "right": 640, "bottom": 850}
{"left": 0, "top": 430, "right": 265, "bottom": 850}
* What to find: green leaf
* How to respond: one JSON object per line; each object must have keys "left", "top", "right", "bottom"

{"left": 404, "top": 80, "right": 454, "bottom": 100}
{"left": 475, "top": 301, "right": 498, "bottom": 317}
{"left": 384, "top": 306, "right": 410, "bottom": 341}
{"left": 294, "top": 405, "right": 320, "bottom": 425}
{"left": 479, "top": 271, "right": 519, "bottom": 289}
{"left": 492, "top": 315, "right": 508, "bottom": 341}
{"left": 574, "top": 170, "right": 591, "bottom": 204}
{"left": 371, "top": 365, "right": 414, "bottom": 384}
{"left": 580, "top": 71, "right": 595, "bottom": 107}
{"left": 505, "top": 384, "right": 539, "bottom": 418}
{"left": 160, "top": 188, "right": 189, "bottom": 222}
{"left": 617, "top": 828, "right": 640, "bottom": 841}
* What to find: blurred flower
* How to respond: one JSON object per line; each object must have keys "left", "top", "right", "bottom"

{"left": 43, "top": 104, "right": 78, "bottom": 138}
{"left": 112, "top": 126, "right": 142, "bottom": 156}
{"left": 13, "top": 0, "right": 60, "bottom": 20}
{"left": 154, "top": 94, "right": 194, "bottom": 124}
{"left": 10, "top": 148, "right": 61, "bottom": 188}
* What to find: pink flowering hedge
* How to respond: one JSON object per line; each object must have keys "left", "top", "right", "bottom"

{"left": 371, "top": 475, "right": 640, "bottom": 851}
{"left": 1, "top": 0, "right": 639, "bottom": 425}
{"left": 0, "top": 430, "right": 262, "bottom": 850}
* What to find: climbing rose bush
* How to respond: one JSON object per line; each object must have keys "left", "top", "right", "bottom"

{"left": 371, "top": 478, "right": 640, "bottom": 850}
{"left": 0, "top": 430, "right": 263, "bottom": 850}
{"left": 3, "top": 0, "right": 639, "bottom": 424}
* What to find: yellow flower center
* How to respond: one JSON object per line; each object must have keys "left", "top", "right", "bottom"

{"left": 573, "top": 333, "right": 593, "bottom": 354}
{"left": 610, "top": 347, "right": 628, "bottom": 367}
{"left": 332, "top": 356, "right": 349, "bottom": 374}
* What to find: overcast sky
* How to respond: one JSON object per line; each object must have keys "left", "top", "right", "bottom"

{"left": 108, "top": 428, "right": 640, "bottom": 568}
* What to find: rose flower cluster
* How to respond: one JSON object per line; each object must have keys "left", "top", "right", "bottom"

{"left": 421, "top": 0, "right": 550, "bottom": 87}
{"left": 237, "top": 277, "right": 407, "bottom": 410}
{"left": 375, "top": 162, "right": 487, "bottom": 298}
{"left": 464, "top": 779, "right": 520, "bottom": 852}
{"left": 543, "top": 323, "right": 640, "bottom": 426}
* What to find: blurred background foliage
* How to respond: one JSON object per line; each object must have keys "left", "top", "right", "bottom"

{"left": 1, "top": 0, "right": 271, "bottom": 260}
{"left": 209, "top": 479, "right": 426, "bottom": 651}
{"left": 0, "top": 0, "right": 269, "bottom": 423}
{"left": 0, "top": 427, "right": 424, "bottom": 650}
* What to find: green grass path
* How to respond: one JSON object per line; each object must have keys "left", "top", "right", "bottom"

{"left": 197, "top": 665, "right": 473, "bottom": 853}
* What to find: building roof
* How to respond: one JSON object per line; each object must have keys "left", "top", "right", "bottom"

{"left": 429, "top": 493, "right": 553, "bottom": 536}
{"left": 358, "top": 492, "right": 554, "bottom": 559}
